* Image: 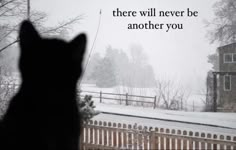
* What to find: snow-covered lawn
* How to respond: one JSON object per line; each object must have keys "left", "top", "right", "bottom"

{"left": 81, "top": 84, "right": 236, "bottom": 135}
{"left": 81, "top": 84, "right": 205, "bottom": 111}
{"left": 92, "top": 103, "right": 236, "bottom": 136}
{"left": 94, "top": 103, "right": 236, "bottom": 128}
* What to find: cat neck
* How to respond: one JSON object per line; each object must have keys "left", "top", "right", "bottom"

{"left": 20, "top": 80, "right": 78, "bottom": 95}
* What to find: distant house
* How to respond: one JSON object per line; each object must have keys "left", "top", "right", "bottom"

{"left": 218, "top": 43, "right": 236, "bottom": 108}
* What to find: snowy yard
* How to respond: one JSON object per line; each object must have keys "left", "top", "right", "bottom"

{"left": 81, "top": 84, "right": 205, "bottom": 111}
{"left": 81, "top": 84, "right": 236, "bottom": 135}
{"left": 93, "top": 103, "right": 236, "bottom": 136}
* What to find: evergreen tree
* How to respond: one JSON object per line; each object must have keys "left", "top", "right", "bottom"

{"left": 92, "top": 57, "right": 117, "bottom": 87}
{"left": 77, "top": 94, "right": 99, "bottom": 123}
{"left": 86, "top": 45, "right": 156, "bottom": 88}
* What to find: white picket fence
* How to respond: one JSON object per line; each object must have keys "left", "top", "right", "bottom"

{"left": 80, "top": 120, "right": 236, "bottom": 150}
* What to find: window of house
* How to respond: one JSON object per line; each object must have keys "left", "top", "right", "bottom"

{"left": 224, "top": 53, "right": 233, "bottom": 63}
{"left": 233, "top": 53, "right": 236, "bottom": 62}
{"left": 224, "top": 75, "right": 231, "bottom": 91}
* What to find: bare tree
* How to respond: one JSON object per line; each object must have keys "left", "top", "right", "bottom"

{"left": 205, "top": 0, "right": 236, "bottom": 45}
{"left": 154, "top": 79, "right": 189, "bottom": 110}
{"left": 0, "top": 0, "right": 83, "bottom": 53}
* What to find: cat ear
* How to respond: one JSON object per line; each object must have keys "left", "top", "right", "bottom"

{"left": 70, "top": 33, "right": 87, "bottom": 61}
{"left": 19, "top": 20, "right": 41, "bottom": 48}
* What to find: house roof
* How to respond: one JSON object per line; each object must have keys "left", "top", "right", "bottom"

{"left": 217, "top": 43, "right": 236, "bottom": 52}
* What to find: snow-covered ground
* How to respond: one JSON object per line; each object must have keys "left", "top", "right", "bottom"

{"left": 81, "top": 84, "right": 205, "bottom": 111}
{"left": 82, "top": 84, "right": 236, "bottom": 135}
{"left": 92, "top": 103, "right": 236, "bottom": 136}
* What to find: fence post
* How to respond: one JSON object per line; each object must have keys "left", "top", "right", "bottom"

{"left": 192, "top": 101, "right": 195, "bottom": 112}
{"left": 126, "top": 93, "right": 128, "bottom": 106}
{"left": 153, "top": 96, "right": 157, "bottom": 109}
{"left": 100, "top": 91, "right": 102, "bottom": 103}
{"left": 150, "top": 130, "right": 156, "bottom": 149}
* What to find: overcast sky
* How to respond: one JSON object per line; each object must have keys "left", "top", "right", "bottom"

{"left": 32, "top": 0, "right": 219, "bottom": 94}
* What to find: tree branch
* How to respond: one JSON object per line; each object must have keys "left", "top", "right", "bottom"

{"left": 40, "top": 15, "right": 82, "bottom": 35}
{"left": 0, "top": 0, "right": 15, "bottom": 9}
{"left": 0, "top": 39, "right": 18, "bottom": 53}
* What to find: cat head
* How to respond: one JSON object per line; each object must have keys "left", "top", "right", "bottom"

{"left": 19, "top": 20, "right": 86, "bottom": 86}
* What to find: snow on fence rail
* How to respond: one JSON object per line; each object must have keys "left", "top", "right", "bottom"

{"left": 80, "top": 120, "right": 236, "bottom": 150}
{"left": 80, "top": 90, "right": 157, "bottom": 108}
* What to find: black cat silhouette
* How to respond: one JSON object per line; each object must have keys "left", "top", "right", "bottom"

{"left": 0, "top": 20, "right": 86, "bottom": 150}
